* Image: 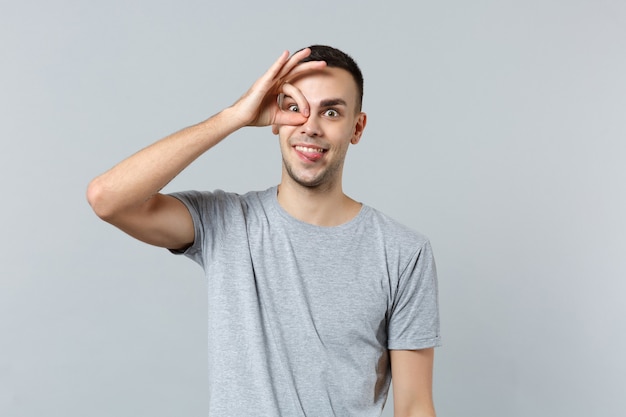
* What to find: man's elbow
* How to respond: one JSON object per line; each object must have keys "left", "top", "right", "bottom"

{"left": 86, "top": 178, "right": 121, "bottom": 222}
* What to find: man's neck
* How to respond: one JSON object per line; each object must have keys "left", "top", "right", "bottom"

{"left": 276, "top": 180, "right": 362, "bottom": 227}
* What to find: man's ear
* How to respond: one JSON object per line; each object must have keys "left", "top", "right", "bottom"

{"left": 351, "top": 112, "right": 367, "bottom": 144}
{"left": 272, "top": 124, "right": 279, "bottom": 135}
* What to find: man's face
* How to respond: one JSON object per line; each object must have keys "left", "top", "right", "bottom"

{"left": 274, "top": 66, "right": 366, "bottom": 190}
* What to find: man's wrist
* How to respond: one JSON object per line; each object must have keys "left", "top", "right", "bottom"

{"left": 217, "top": 105, "right": 253, "bottom": 132}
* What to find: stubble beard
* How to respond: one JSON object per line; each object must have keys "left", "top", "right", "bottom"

{"left": 281, "top": 154, "right": 344, "bottom": 192}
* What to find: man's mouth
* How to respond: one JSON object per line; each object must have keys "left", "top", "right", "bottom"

{"left": 294, "top": 145, "right": 326, "bottom": 154}
{"left": 293, "top": 145, "right": 327, "bottom": 161}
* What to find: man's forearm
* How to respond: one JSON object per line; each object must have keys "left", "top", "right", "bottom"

{"left": 395, "top": 407, "right": 436, "bottom": 417}
{"left": 87, "top": 48, "right": 322, "bottom": 220}
{"left": 87, "top": 107, "right": 242, "bottom": 219}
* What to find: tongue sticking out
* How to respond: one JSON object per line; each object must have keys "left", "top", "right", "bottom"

{"left": 295, "top": 145, "right": 325, "bottom": 162}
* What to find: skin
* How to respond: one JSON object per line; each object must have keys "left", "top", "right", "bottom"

{"left": 86, "top": 48, "right": 436, "bottom": 416}
{"left": 273, "top": 66, "right": 367, "bottom": 226}
{"left": 391, "top": 348, "right": 437, "bottom": 417}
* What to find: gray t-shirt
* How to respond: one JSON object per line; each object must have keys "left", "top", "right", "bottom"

{"left": 170, "top": 186, "right": 440, "bottom": 417}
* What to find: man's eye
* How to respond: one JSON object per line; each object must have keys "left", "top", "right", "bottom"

{"left": 288, "top": 104, "right": 299, "bottom": 112}
{"left": 324, "top": 109, "right": 339, "bottom": 117}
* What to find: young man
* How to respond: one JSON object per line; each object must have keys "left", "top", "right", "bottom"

{"left": 87, "top": 45, "right": 440, "bottom": 417}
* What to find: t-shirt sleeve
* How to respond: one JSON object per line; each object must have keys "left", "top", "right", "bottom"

{"left": 166, "top": 190, "right": 213, "bottom": 267}
{"left": 167, "top": 189, "right": 247, "bottom": 269}
{"left": 387, "top": 239, "right": 441, "bottom": 350}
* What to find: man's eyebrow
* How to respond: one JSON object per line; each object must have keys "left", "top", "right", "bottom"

{"left": 280, "top": 96, "right": 348, "bottom": 108}
{"left": 320, "top": 98, "right": 347, "bottom": 107}
{"left": 279, "top": 94, "right": 348, "bottom": 107}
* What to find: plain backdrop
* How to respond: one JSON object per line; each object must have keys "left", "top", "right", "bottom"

{"left": 1, "top": 0, "right": 625, "bottom": 416}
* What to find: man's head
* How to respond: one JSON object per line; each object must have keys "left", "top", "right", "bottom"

{"left": 274, "top": 45, "right": 367, "bottom": 191}
{"left": 297, "top": 45, "right": 364, "bottom": 112}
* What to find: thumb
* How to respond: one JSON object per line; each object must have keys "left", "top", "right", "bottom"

{"left": 272, "top": 111, "right": 308, "bottom": 127}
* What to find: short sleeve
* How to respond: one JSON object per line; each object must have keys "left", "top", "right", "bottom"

{"left": 167, "top": 190, "right": 214, "bottom": 267}
{"left": 387, "top": 240, "right": 441, "bottom": 350}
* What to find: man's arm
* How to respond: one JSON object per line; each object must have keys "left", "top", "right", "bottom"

{"left": 86, "top": 48, "right": 325, "bottom": 249}
{"left": 86, "top": 111, "right": 241, "bottom": 250}
{"left": 390, "top": 348, "right": 436, "bottom": 417}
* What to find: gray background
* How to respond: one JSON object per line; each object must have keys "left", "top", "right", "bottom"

{"left": 1, "top": 0, "right": 625, "bottom": 416}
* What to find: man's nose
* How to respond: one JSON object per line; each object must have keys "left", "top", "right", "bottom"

{"left": 300, "top": 114, "right": 322, "bottom": 137}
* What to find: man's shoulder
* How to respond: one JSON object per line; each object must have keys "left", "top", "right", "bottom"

{"left": 362, "top": 205, "right": 430, "bottom": 247}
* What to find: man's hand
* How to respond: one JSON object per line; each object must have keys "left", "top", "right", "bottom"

{"left": 229, "top": 48, "right": 327, "bottom": 128}
{"left": 87, "top": 48, "right": 324, "bottom": 249}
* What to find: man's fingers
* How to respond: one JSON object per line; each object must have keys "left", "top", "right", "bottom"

{"left": 273, "top": 110, "right": 308, "bottom": 127}
{"left": 273, "top": 82, "right": 311, "bottom": 126}
{"left": 279, "top": 82, "right": 310, "bottom": 117}
{"left": 240, "top": 48, "right": 326, "bottom": 127}
{"left": 263, "top": 48, "right": 313, "bottom": 87}
{"left": 275, "top": 48, "right": 310, "bottom": 80}
{"left": 276, "top": 49, "right": 327, "bottom": 82}
{"left": 282, "top": 60, "right": 327, "bottom": 83}
{"left": 253, "top": 49, "right": 322, "bottom": 102}
{"left": 264, "top": 50, "right": 291, "bottom": 81}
